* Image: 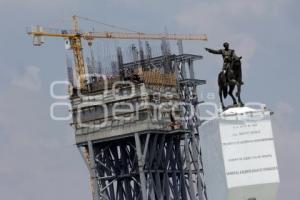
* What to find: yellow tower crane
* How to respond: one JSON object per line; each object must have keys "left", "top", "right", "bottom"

{"left": 27, "top": 15, "right": 208, "bottom": 90}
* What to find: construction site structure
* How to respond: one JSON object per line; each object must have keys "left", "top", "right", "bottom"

{"left": 28, "top": 15, "right": 207, "bottom": 90}
{"left": 28, "top": 16, "right": 208, "bottom": 200}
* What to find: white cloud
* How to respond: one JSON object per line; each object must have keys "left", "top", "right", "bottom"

{"left": 231, "top": 35, "right": 257, "bottom": 70}
{"left": 0, "top": 75, "right": 90, "bottom": 200}
{"left": 11, "top": 65, "right": 42, "bottom": 92}
{"left": 177, "top": 0, "right": 288, "bottom": 29}
{"left": 271, "top": 101, "right": 300, "bottom": 199}
{"left": 176, "top": 0, "right": 289, "bottom": 70}
{"left": 275, "top": 101, "right": 294, "bottom": 116}
{"left": 273, "top": 101, "right": 297, "bottom": 136}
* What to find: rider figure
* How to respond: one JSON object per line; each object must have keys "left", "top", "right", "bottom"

{"left": 205, "top": 42, "right": 243, "bottom": 84}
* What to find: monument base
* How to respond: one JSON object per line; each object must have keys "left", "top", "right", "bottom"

{"left": 199, "top": 106, "right": 279, "bottom": 200}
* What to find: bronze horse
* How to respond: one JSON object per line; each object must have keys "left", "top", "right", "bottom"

{"left": 218, "top": 56, "right": 244, "bottom": 110}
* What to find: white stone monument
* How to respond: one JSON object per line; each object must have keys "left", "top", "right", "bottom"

{"left": 199, "top": 106, "right": 279, "bottom": 200}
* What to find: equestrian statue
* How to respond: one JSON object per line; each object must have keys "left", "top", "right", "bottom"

{"left": 205, "top": 42, "right": 244, "bottom": 110}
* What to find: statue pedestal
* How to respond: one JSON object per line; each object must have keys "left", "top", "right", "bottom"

{"left": 199, "top": 107, "right": 279, "bottom": 200}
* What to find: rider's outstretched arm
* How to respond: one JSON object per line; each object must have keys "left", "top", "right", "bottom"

{"left": 205, "top": 48, "right": 222, "bottom": 54}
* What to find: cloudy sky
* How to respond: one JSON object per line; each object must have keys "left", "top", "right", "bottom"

{"left": 0, "top": 0, "right": 299, "bottom": 199}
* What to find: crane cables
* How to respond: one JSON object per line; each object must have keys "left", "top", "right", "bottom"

{"left": 75, "top": 15, "right": 141, "bottom": 33}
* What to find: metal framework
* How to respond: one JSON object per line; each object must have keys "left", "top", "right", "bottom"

{"left": 27, "top": 15, "right": 207, "bottom": 89}
{"left": 75, "top": 53, "right": 207, "bottom": 200}
{"left": 27, "top": 16, "right": 209, "bottom": 200}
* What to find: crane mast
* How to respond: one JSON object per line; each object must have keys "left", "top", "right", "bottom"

{"left": 27, "top": 15, "right": 207, "bottom": 89}
{"left": 69, "top": 35, "right": 86, "bottom": 89}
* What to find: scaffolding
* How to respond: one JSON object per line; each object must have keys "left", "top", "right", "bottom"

{"left": 71, "top": 47, "right": 207, "bottom": 199}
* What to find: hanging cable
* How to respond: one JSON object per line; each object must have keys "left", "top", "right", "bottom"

{"left": 75, "top": 15, "right": 141, "bottom": 33}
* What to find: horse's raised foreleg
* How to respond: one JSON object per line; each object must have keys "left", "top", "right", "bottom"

{"left": 229, "top": 85, "right": 237, "bottom": 105}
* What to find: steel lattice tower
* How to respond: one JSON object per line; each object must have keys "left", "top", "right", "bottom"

{"left": 71, "top": 43, "right": 208, "bottom": 200}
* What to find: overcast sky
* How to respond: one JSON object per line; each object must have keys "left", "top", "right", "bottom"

{"left": 0, "top": 0, "right": 299, "bottom": 199}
